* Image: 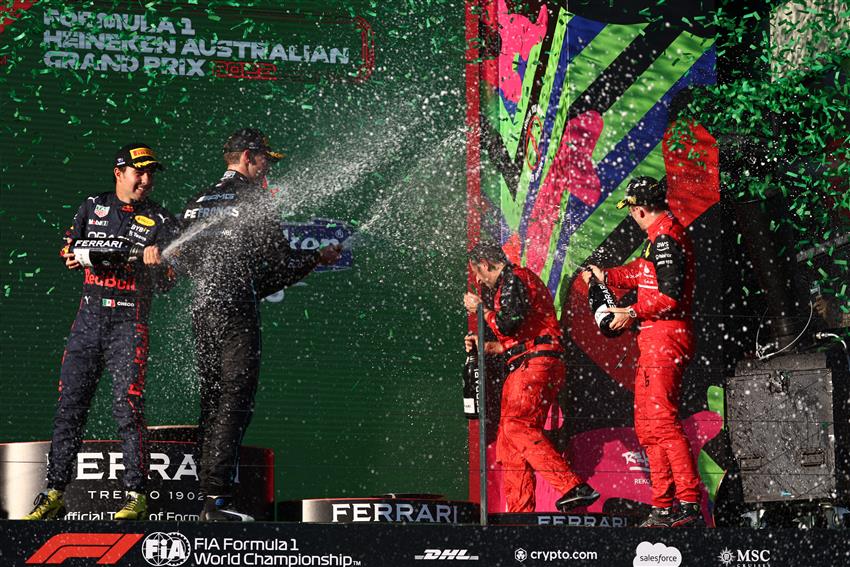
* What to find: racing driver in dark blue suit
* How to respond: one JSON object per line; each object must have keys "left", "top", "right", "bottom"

{"left": 23, "top": 143, "right": 177, "bottom": 521}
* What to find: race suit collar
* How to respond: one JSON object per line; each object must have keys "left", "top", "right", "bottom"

{"left": 647, "top": 211, "right": 674, "bottom": 239}
{"left": 221, "top": 169, "right": 252, "bottom": 185}
{"left": 109, "top": 191, "right": 148, "bottom": 211}
{"left": 494, "top": 263, "right": 514, "bottom": 289}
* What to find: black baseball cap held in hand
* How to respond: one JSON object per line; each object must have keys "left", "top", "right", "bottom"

{"left": 224, "top": 128, "right": 285, "bottom": 161}
{"left": 114, "top": 143, "right": 164, "bottom": 171}
{"left": 616, "top": 176, "right": 668, "bottom": 209}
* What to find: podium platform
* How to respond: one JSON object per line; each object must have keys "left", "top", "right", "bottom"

{"left": 0, "top": 426, "right": 274, "bottom": 521}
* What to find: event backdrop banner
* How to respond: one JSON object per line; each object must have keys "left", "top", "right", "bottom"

{"left": 0, "top": 0, "right": 470, "bottom": 505}
{"left": 466, "top": 0, "right": 731, "bottom": 520}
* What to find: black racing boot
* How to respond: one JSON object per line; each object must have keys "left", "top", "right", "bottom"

{"left": 668, "top": 502, "right": 704, "bottom": 527}
{"left": 200, "top": 496, "right": 254, "bottom": 522}
{"left": 639, "top": 506, "right": 673, "bottom": 527}
{"left": 555, "top": 483, "right": 600, "bottom": 512}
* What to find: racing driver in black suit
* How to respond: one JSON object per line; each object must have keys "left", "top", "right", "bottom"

{"left": 178, "top": 128, "right": 340, "bottom": 521}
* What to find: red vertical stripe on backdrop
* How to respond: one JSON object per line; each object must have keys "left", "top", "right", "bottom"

{"left": 465, "top": 0, "right": 499, "bottom": 505}
{"left": 465, "top": 0, "right": 483, "bottom": 503}
{"left": 466, "top": 0, "right": 482, "bottom": 253}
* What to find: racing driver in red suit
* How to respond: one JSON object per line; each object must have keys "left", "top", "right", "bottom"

{"left": 464, "top": 242, "right": 599, "bottom": 513}
{"left": 583, "top": 176, "right": 704, "bottom": 527}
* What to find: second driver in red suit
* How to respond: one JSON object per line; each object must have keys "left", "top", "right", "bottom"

{"left": 583, "top": 176, "right": 704, "bottom": 527}
{"left": 464, "top": 242, "right": 599, "bottom": 513}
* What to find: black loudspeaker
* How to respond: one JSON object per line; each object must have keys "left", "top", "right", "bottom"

{"left": 727, "top": 347, "right": 850, "bottom": 504}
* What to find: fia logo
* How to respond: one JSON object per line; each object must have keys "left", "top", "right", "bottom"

{"left": 142, "top": 532, "right": 191, "bottom": 566}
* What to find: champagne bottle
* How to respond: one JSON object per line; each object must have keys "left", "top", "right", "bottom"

{"left": 72, "top": 238, "right": 144, "bottom": 268}
{"left": 462, "top": 347, "right": 480, "bottom": 419}
{"left": 587, "top": 275, "right": 624, "bottom": 338}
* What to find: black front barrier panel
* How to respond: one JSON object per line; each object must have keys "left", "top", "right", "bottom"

{"left": 2, "top": 521, "right": 850, "bottom": 567}
{"left": 0, "top": 427, "right": 274, "bottom": 521}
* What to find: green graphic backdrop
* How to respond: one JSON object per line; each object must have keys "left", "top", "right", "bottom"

{"left": 0, "top": 0, "right": 469, "bottom": 501}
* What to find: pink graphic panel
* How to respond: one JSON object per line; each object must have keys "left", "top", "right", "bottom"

{"left": 484, "top": 0, "right": 548, "bottom": 107}
{"left": 487, "top": 411, "right": 723, "bottom": 524}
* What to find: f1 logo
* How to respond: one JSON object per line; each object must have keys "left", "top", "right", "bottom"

{"left": 27, "top": 533, "right": 143, "bottom": 564}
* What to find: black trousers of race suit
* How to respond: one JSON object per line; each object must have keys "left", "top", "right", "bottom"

{"left": 191, "top": 300, "right": 260, "bottom": 497}
{"left": 47, "top": 297, "right": 149, "bottom": 492}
